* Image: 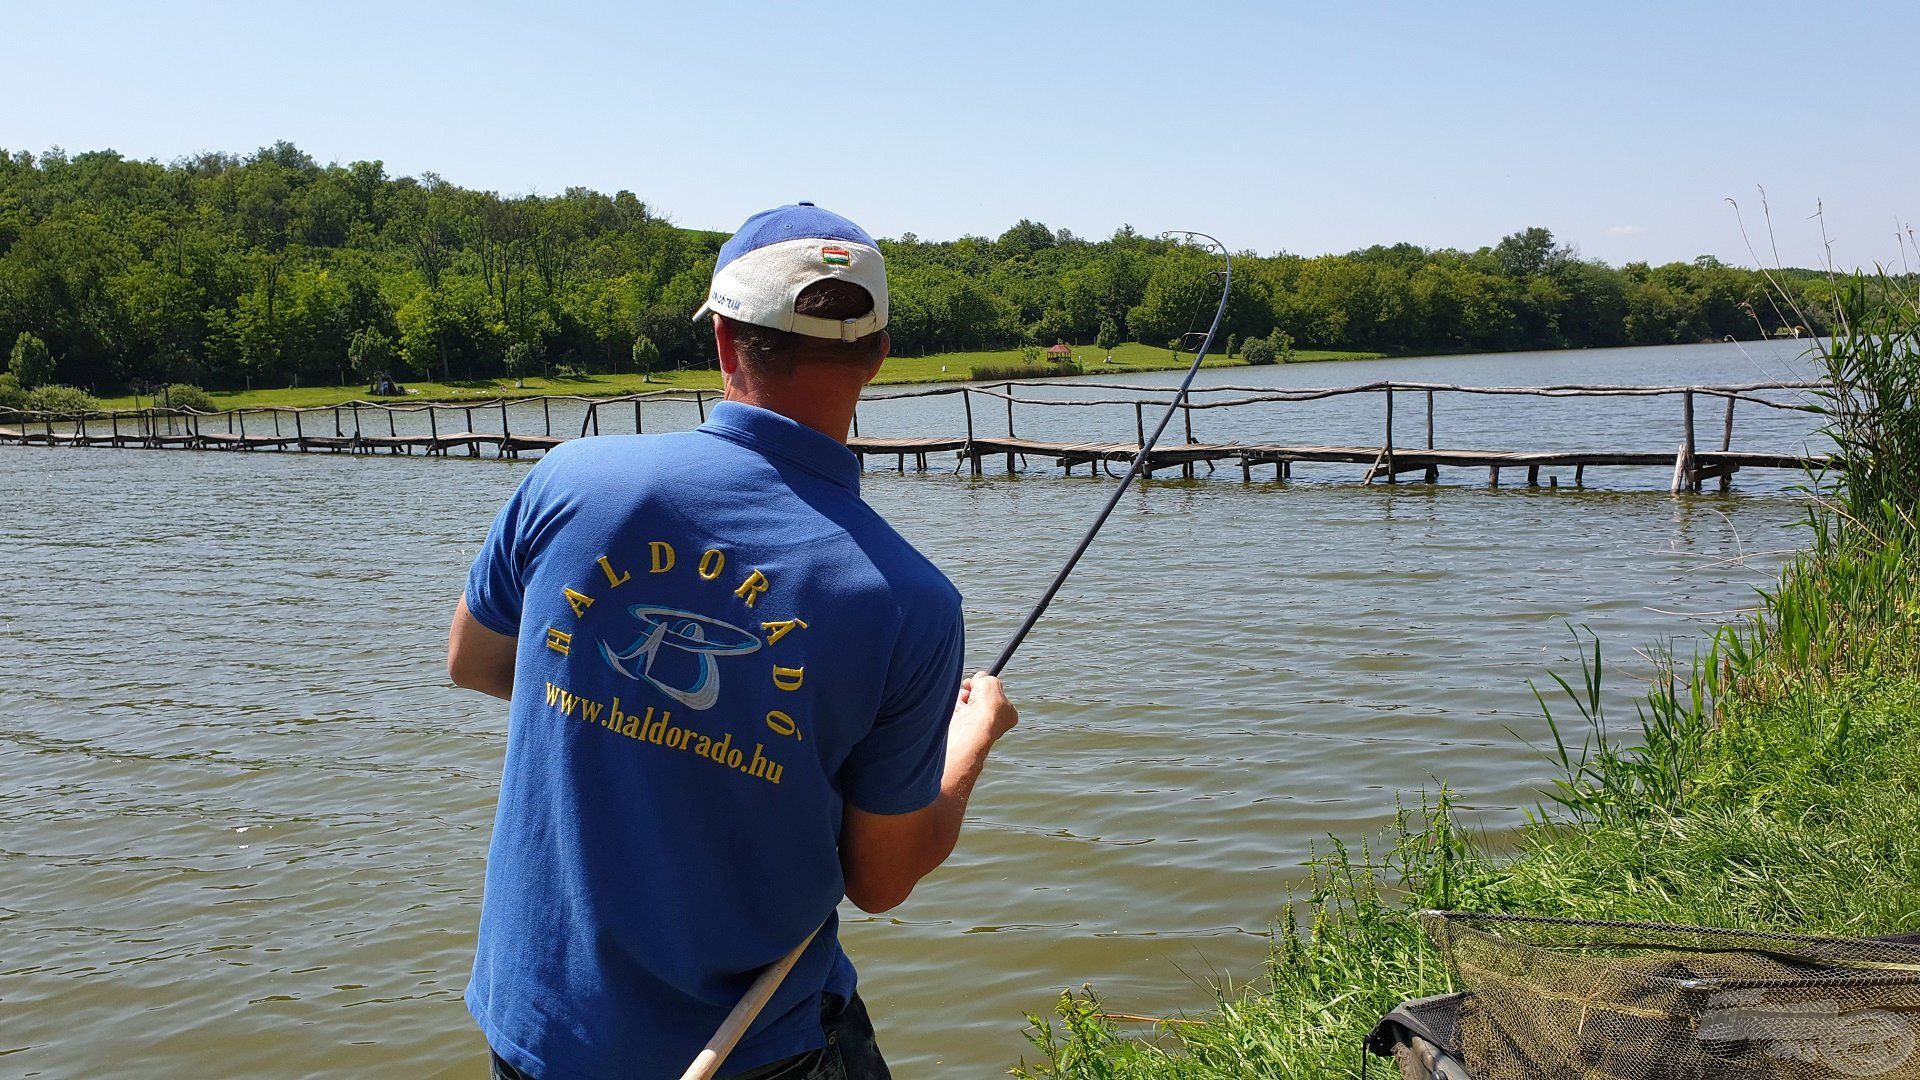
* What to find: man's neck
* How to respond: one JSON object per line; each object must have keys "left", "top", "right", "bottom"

{"left": 721, "top": 384, "right": 857, "bottom": 445}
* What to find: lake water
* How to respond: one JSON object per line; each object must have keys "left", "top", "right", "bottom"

{"left": 0, "top": 340, "right": 1827, "bottom": 1077}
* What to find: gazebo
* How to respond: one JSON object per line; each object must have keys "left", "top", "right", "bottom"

{"left": 1046, "top": 343, "right": 1074, "bottom": 361}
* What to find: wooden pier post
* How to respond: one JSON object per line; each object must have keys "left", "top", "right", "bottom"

{"left": 851, "top": 405, "right": 859, "bottom": 438}
{"left": 1672, "top": 390, "right": 1697, "bottom": 493}
{"left": 110, "top": 410, "right": 119, "bottom": 445}
{"left": 1181, "top": 404, "right": 1195, "bottom": 479}
{"left": 500, "top": 401, "right": 511, "bottom": 458}
{"left": 1003, "top": 383, "right": 1015, "bottom": 475}
{"left": 1719, "top": 394, "right": 1736, "bottom": 492}
{"left": 465, "top": 407, "right": 477, "bottom": 456}
{"left": 962, "top": 389, "right": 980, "bottom": 476}
{"left": 1384, "top": 383, "right": 1396, "bottom": 484}
{"left": 1426, "top": 389, "right": 1435, "bottom": 449}
{"left": 1133, "top": 401, "right": 1149, "bottom": 485}
{"left": 542, "top": 397, "right": 552, "bottom": 436}
{"left": 696, "top": 390, "right": 707, "bottom": 422}
{"left": 635, "top": 399, "right": 644, "bottom": 433}
{"left": 295, "top": 409, "right": 305, "bottom": 451}
{"left": 428, "top": 405, "right": 438, "bottom": 448}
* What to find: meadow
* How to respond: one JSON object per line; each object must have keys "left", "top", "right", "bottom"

{"left": 87, "top": 342, "right": 1379, "bottom": 412}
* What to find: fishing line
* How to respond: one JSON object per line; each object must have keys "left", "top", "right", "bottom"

{"left": 987, "top": 231, "right": 1233, "bottom": 676}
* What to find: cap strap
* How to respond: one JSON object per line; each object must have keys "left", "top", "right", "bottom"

{"left": 790, "top": 311, "right": 883, "bottom": 343}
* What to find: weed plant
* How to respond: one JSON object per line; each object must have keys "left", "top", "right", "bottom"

{"left": 1012, "top": 271, "right": 1920, "bottom": 1077}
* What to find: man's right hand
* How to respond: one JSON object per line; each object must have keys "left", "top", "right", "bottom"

{"left": 948, "top": 672, "right": 1018, "bottom": 762}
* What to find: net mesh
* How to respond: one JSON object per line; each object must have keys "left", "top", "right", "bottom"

{"left": 1420, "top": 911, "right": 1920, "bottom": 1079}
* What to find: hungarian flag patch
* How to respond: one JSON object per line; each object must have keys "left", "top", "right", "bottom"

{"left": 821, "top": 246, "right": 851, "bottom": 266}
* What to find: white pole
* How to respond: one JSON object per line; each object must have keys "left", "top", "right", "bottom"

{"left": 677, "top": 925, "right": 822, "bottom": 1080}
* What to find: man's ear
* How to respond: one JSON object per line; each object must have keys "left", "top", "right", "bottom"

{"left": 859, "top": 331, "right": 890, "bottom": 386}
{"left": 713, "top": 314, "right": 741, "bottom": 377}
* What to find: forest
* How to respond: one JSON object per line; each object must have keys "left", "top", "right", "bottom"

{"left": 0, "top": 142, "right": 1829, "bottom": 396}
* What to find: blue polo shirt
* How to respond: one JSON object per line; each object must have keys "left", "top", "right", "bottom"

{"left": 463, "top": 401, "right": 964, "bottom": 1079}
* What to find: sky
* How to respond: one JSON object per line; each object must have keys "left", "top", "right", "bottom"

{"left": 5, "top": 0, "right": 1915, "bottom": 269}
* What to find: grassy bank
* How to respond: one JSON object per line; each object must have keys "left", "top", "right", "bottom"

{"left": 1011, "top": 276, "right": 1920, "bottom": 1078}
{"left": 84, "top": 342, "right": 1380, "bottom": 412}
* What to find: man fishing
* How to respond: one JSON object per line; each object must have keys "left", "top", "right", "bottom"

{"left": 447, "top": 202, "right": 1019, "bottom": 1079}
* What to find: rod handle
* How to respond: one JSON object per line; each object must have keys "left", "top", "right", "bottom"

{"left": 678, "top": 925, "right": 821, "bottom": 1080}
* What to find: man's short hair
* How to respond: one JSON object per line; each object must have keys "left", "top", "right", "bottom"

{"left": 723, "top": 279, "right": 886, "bottom": 377}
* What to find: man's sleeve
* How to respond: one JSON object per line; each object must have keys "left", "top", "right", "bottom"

{"left": 464, "top": 481, "right": 534, "bottom": 637}
{"left": 840, "top": 601, "right": 965, "bottom": 815}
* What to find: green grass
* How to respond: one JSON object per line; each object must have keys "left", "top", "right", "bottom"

{"left": 86, "top": 342, "right": 1381, "bottom": 412}
{"left": 1009, "top": 273, "right": 1920, "bottom": 1078}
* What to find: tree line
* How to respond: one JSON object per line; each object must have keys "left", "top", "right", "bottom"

{"left": 0, "top": 142, "right": 1835, "bottom": 395}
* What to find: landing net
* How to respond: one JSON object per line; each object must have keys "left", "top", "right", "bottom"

{"left": 1420, "top": 911, "right": 1920, "bottom": 1079}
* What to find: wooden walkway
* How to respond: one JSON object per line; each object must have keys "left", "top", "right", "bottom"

{"left": 932, "top": 437, "right": 1821, "bottom": 489}
{"left": 0, "top": 379, "right": 1833, "bottom": 492}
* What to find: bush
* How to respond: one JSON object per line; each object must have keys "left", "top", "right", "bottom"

{"left": 24, "top": 384, "right": 101, "bottom": 413}
{"left": 162, "top": 383, "right": 216, "bottom": 412}
{"left": 971, "top": 361, "right": 1053, "bottom": 382}
{"left": 9, "top": 331, "right": 55, "bottom": 389}
{"left": 0, "top": 372, "right": 23, "bottom": 410}
{"left": 1241, "top": 336, "right": 1277, "bottom": 365}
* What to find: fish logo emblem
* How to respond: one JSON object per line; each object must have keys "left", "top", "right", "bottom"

{"left": 600, "top": 605, "right": 762, "bottom": 711}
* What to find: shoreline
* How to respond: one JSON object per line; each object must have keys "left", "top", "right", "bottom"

{"left": 83, "top": 342, "right": 1386, "bottom": 412}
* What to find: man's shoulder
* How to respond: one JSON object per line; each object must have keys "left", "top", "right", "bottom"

{"left": 526, "top": 431, "right": 711, "bottom": 489}
{"left": 842, "top": 510, "right": 961, "bottom": 614}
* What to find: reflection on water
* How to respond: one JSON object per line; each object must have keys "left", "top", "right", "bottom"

{"left": 0, "top": 342, "right": 1818, "bottom": 1076}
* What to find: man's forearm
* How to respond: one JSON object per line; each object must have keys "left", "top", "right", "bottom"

{"left": 919, "top": 733, "right": 995, "bottom": 872}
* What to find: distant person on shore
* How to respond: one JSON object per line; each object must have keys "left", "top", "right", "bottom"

{"left": 447, "top": 202, "right": 1018, "bottom": 1080}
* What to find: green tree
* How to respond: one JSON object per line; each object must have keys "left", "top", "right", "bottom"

{"left": 631, "top": 333, "right": 662, "bottom": 382}
{"left": 348, "top": 327, "right": 397, "bottom": 385}
{"left": 1096, "top": 316, "right": 1119, "bottom": 351}
{"left": 503, "top": 340, "right": 532, "bottom": 388}
{"left": 1224, "top": 332, "right": 1238, "bottom": 358}
{"left": 8, "top": 331, "right": 55, "bottom": 388}
{"left": 1243, "top": 335, "right": 1277, "bottom": 365}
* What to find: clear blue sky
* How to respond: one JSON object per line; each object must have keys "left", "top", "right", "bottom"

{"left": 6, "top": 0, "right": 1914, "bottom": 269}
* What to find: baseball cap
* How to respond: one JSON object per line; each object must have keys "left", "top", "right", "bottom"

{"left": 691, "top": 202, "right": 889, "bottom": 342}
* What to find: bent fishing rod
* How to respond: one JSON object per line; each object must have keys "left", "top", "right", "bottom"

{"left": 679, "top": 232, "right": 1233, "bottom": 1080}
